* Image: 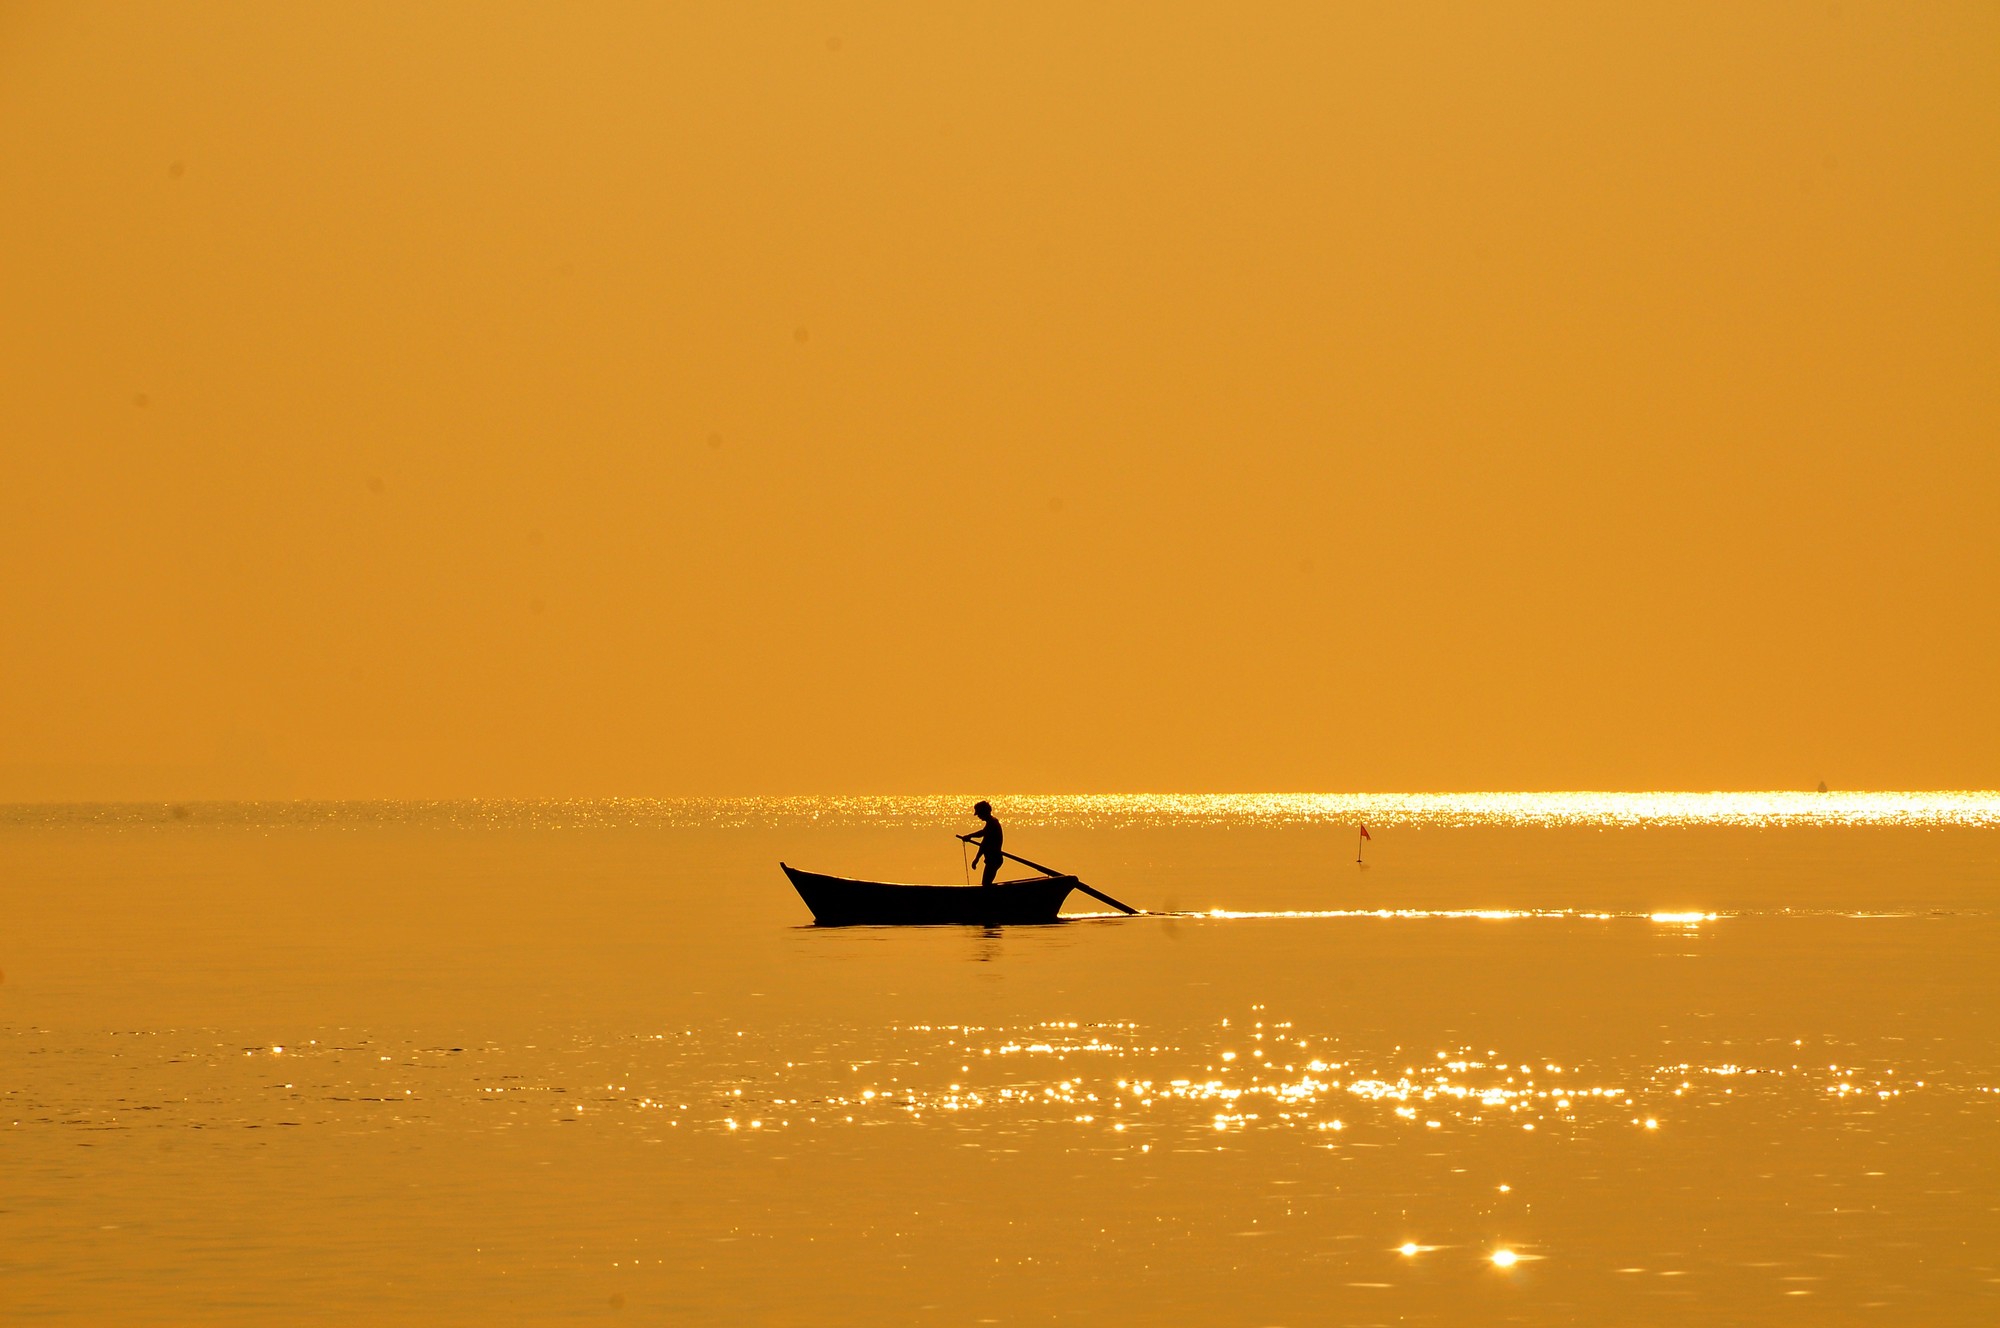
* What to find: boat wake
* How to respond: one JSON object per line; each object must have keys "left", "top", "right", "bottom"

{"left": 1131, "top": 908, "right": 1728, "bottom": 923}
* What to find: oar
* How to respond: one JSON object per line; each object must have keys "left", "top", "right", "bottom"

{"left": 998, "top": 850, "right": 1141, "bottom": 915}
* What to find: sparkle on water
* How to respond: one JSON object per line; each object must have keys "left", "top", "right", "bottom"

{"left": 101, "top": 1018, "right": 1933, "bottom": 1147}
{"left": 7, "top": 788, "right": 1998, "bottom": 829}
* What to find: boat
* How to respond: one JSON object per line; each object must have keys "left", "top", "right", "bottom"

{"left": 781, "top": 863, "right": 1079, "bottom": 926}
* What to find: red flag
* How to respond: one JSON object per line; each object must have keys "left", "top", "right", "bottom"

{"left": 1359, "top": 824, "right": 1371, "bottom": 840}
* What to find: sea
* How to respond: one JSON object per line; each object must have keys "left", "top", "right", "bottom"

{"left": 3, "top": 793, "right": 1996, "bottom": 1325}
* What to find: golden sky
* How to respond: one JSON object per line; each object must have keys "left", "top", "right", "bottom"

{"left": 2, "top": 3, "right": 1994, "bottom": 798}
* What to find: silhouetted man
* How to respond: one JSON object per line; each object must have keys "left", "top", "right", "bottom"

{"left": 958, "top": 800, "right": 1004, "bottom": 887}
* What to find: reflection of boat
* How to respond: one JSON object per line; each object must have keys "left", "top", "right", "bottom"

{"left": 781, "top": 864, "right": 1077, "bottom": 926}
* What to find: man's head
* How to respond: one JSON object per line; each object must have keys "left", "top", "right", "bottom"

{"left": 972, "top": 800, "right": 992, "bottom": 820}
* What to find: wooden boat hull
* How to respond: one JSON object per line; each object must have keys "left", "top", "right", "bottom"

{"left": 781, "top": 863, "right": 1078, "bottom": 926}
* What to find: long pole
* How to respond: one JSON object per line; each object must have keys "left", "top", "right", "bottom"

{"left": 998, "top": 850, "right": 1141, "bottom": 916}
{"left": 1357, "top": 826, "right": 1364, "bottom": 865}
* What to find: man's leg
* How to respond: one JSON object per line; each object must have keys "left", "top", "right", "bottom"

{"left": 981, "top": 854, "right": 1001, "bottom": 887}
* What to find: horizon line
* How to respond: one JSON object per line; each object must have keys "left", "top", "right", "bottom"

{"left": 5, "top": 788, "right": 2000, "bottom": 807}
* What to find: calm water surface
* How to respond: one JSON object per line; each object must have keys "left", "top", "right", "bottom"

{"left": 4, "top": 795, "right": 1997, "bottom": 1324}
